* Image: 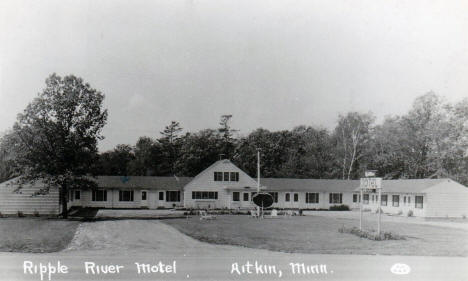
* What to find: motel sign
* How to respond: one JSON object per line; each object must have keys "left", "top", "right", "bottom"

{"left": 360, "top": 177, "right": 382, "bottom": 191}
{"left": 359, "top": 175, "right": 383, "bottom": 235}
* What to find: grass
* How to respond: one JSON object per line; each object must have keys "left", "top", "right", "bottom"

{"left": 0, "top": 218, "right": 80, "bottom": 253}
{"left": 163, "top": 214, "right": 468, "bottom": 256}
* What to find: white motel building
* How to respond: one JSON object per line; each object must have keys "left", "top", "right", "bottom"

{"left": 1, "top": 159, "right": 468, "bottom": 217}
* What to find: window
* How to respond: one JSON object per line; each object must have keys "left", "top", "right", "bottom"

{"left": 294, "top": 193, "right": 299, "bottom": 202}
{"left": 329, "top": 193, "right": 342, "bottom": 204}
{"left": 381, "top": 195, "right": 387, "bottom": 206}
{"left": 269, "top": 192, "right": 278, "bottom": 203}
{"left": 363, "top": 194, "right": 369, "bottom": 205}
{"left": 408, "top": 197, "right": 411, "bottom": 204}
{"left": 415, "top": 196, "right": 423, "bottom": 209}
{"left": 192, "top": 191, "right": 218, "bottom": 200}
{"left": 392, "top": 195, "right": 399, "bottom": 207}
{"left": 243, "top": 193, "right": 249, "bottom": 201}
{"left": 159, "top": 191, "right": 164, "bottom": 200}
{"left": 166, "top": 191, "right": 180, "bottom": 202}
{"left": 215, "top": 171, "right": 239, "bottom": 182}
{"left": 306, "top": 193, "right": 319, "bottom": 204}
{"left": 119, "top": 190, "right": 134, "bottom": 201}
{"left": 141, "top": 191, "right": 147, "bottom": 200}
{"left": 404, "top": 196, "right": 406, "bottom": 204}
{"left": 92, "top": 190, "right": 107, "bottom": 201}
{"left": 233, "top": 192, "right": 240, "bottom": 201}
{"left": 353, "top": 194, "right": 358, "bottom": 203}
{"left": 230, "top": 172, "right": 239, "bottom": 181}
{"left": 75, "top": 190, "right": 80, "bottom": 200}
{"left": 285, "top": 193, "right": 290, "bottom": 202}
{"left": 214, "top": 172, "right": 223, "bottom": 181}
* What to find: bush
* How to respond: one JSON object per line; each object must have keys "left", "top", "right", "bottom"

{"left": 338, "top": 226, "right": 405, "bottom": 241}
{"left": 397, "top": 210, "right": 403, "bottom": 216}
{"left": 33, "top": 210, "right": 40, "bottom": 217}
{"left": 407, "top": 210, "right": 413, "bottom": 217}
{"left": 462, "top": 214, "right": 466, "bottom": 219}
{"left": 17, "top": 211, "right": 25, "bottom": 217}
{"left": 0, "top": 212, "right": 3, "bottom": 218}
{"left": 329, "top": 204, "right": 350, "bottom": 211}
{"left": 374, "top": 207, "right": 383, "bottom": 214}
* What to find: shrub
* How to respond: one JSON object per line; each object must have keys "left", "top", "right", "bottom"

{"left": 407, "top": 210, "right": 413, "bottom": 217}
{"left": 397, "top": 210, "right": 403, "bottom": 216}
{"left": 338, "top": 226, "right": 405, "bottom": 241}
{"left": 462, "top": 214, "right": 466, "bottom": 219}
{"left": 33, "top": 210, "right": 40, "bottom": 217}
{"left": 329, "top": 204, "right": 350, "bottom": 211}
{"left": 0, "top": 212, "right": 3, "bottom": 218}
{"left": 17, "top": 211, "right": 25, "bottom": 217}
{"left": 374, "top": 207, "right": 383, "bottom": 214}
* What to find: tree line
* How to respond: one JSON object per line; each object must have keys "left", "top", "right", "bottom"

{"left": 1, "top": 76, "right": 468, "bottom": 187}
{"left": 4, "top": 74, "right": 466, "bottom": 217}
{"left": 94, "top": 93, "right": 468, "bottom": 184}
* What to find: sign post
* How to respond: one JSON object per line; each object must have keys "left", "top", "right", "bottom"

{"left": 359, "top": 174, "right": 382, "bottom": 234}
{"left": 359, "top": 187, "right": 363, "bottom": 230}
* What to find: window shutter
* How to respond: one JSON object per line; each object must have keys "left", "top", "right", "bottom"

{"left": 329, "top": 193, "right": 332, "bottom": 203}
{"left": 340, "top": 193, "right": 342, "bottom": 203}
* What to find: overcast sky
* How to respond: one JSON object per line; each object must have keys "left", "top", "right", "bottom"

{"left": 1, "top": 0, "right": 467, "bottom": 151}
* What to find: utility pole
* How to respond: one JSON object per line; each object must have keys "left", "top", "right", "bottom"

{"left": 257, "top": 149, "right": 261, "bottom": 218}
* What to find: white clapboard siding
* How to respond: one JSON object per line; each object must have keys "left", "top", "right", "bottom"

{"left": 184, "top": 159, "right": 258, "bottom": 209}
{"left": 0, "top": 180, "right": 60, "bottom": 215}
{"left": 425, "top": 180, "right": 468, "bottom": 217}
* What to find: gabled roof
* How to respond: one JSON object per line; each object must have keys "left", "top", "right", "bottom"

{"left": 353, "top": 178, "right": 452, "bottom": 193}
{"left": 261, "top": 178, "right": 360, "bottom": 192}
{"left": 94, "top": 176, "right": 193, "bottom": 190}
{"left": 261, "top": 178, "right": 457, "bottom": 194}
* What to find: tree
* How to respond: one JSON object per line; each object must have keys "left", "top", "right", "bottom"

{"left": 11, "top": 74, "right": 107, "bottom": 218}
{"left": 334, "top": 112, "right": 374, "bottom": 179}
{"left": 128, "top": 137, "right": 161, "bottom": 176}
{"left": 218, "top": 114, "right": 238, "bottom": 159}
{"left": 174, "top": 129, "right": 225, "bottom": 176}
{"left": 0, "top": 131, "right": 18, "bottom": 182}
{"left": 97, "top": 144, "right": 134, "bottom": 175}
{"left": 158, "top": 121, "right": 183, "bottom": 175}
{"left": 399, "top": 93, "right": 445, "bottom": 178}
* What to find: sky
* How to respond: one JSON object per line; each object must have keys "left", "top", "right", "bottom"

{"left": 1, "top": 0, "right": 467, "bottom": 151}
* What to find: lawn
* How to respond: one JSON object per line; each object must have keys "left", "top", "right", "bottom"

{"left": 163, "top": 214, "right": 468, "bottom": 256}
{"left": 0, "top": 218, "right": 80, "bottom": 253}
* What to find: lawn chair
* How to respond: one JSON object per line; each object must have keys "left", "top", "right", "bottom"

{"left": 199, "top": 210, "right": 216, "bottom": 220}
{"left": 265, "top": 209, "right": 280, "bottom": 219}
{"left": 271, "top": 209, "right": 278, "bottom": 217}
{"left": 250, "top": 209, "right": 259, "bottom": 218}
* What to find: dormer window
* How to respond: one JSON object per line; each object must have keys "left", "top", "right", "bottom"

{"left": 214, "top": 171, "right": 239, "bottom": 182}
{"left": 230, "top": 172, "right": 239, "bottom": 181}
{"left": 214, "top": 172, "right": 223, "bottom": 181}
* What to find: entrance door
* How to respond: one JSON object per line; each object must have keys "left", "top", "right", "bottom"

{"left": 141, "top": 190, "right": 148, "bottom": 208}
{"left": 157, "top": 191, "right": 165, "bottom": 208}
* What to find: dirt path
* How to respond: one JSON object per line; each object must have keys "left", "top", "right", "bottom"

{"left": 64, "top": 219, "right": 262, "bottom": 257}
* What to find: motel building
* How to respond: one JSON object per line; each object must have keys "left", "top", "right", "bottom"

{"left": 1, "top": 159, "right": 468, "bottom": 218}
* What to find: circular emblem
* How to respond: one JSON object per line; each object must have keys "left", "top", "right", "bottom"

{"left": 390, "top": 263, "right": 411, "bottom": 275}
{"left": 252, "top": 193, "right": 274, "bottom": 208}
